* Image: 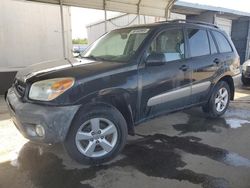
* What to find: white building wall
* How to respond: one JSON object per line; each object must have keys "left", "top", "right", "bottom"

{"left": 87, "top": 12, "right": 186, "bottom": 44}
{"left": 0, "top": 0, "right": 72, "bottom": 71}
{"left": 215, "top": 17, "right": 232, "bottom": 36}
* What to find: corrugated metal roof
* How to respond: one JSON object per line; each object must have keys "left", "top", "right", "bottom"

{"left": 173, "top": 1, "right": 250, "bottom": 18}
{"left": 26, "top": 0, "right": 176, "bottom": 17}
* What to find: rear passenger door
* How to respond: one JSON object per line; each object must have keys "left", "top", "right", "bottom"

{"left": 185, "top": 27, "right": 220, "bottom": 104}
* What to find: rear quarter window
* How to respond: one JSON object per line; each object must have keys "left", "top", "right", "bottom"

{"left": 212, "top": 31, "right": 232, "bottom": 53}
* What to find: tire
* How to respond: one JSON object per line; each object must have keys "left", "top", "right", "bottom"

{"left": 64, "top": 105, "right": 128, "bottom": 165}
{"left": 202, "top": 81, "right": 230, "bottom": 118}
{"left": 242, "top": 74, "right": 250, "bottom": 86}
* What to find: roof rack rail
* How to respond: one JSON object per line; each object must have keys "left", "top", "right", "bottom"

{"left": 166, "top": 19, "right": 219, "bottom": 28}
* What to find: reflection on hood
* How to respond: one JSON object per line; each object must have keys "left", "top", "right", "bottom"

{"left": 15, "top": 58, "right": 95, "bottom": 82}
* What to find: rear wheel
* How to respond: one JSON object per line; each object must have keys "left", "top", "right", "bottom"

{"left": 202, "top": 81, "right": 230, "bottom": 118}
{"left": 64, "top": 105, "right": 128, "bottom": 165}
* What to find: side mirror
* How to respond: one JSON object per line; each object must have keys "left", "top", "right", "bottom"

{"left": 146, "top": 53, "right": 166, "bottom": 66}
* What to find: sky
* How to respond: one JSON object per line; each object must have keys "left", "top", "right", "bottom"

{"left": 71, "top": 0, "right": 250, "bottom": 39}
{"left": 71, "top": 8, "right": 121, "bottom": 39}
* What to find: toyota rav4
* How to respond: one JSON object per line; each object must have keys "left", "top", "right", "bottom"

{"left": 6, "top": 20, "right": 241, "bottom": 164}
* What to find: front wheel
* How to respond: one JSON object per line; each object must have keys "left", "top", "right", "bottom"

{"left": 202, "top": 81, "right": 230, "bottom": 118}
{"left": 64, "top": 105, "right": 128, "bottom": 165}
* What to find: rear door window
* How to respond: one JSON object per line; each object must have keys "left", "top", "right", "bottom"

{"left": 212, "top": 31, "right": 232, "bottom": 53}
{"left": 187, "top": 29, "right": 210, "bottom": 57}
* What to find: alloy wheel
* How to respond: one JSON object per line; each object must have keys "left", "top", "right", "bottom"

{"left": 75, "top": 118, "right": 118, "bottom": 158}
{"left": 215, "top": 87, "right": 229, "bottom": 112}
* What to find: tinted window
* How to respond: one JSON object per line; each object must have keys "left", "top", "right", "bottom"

{"left": 208, "top": 31, "right": 218, "bottom": 54}
{"left": 148, "top": 29, "right": 185, "bottom": 62}
{"left": 212, "top": 31, "right": 232, "bottom": 53}
{"left": 187, "top": 29, "right": 210, "bottom": 57}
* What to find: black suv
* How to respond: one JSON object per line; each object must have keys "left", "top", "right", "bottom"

{"left": 6, "top": 20, "right": 241, "bottom": 164}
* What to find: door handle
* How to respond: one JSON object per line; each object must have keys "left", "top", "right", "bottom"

{"left": 213, "top": 58, "right": 221, "bottom": 65}
{"left": 179, "top": 65, "right": 189, "bottom": 71}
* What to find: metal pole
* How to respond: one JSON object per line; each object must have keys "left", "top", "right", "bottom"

{"left": 137, "top": 0, "right": 142, "bottom": 24}
{"left": 165, "top": 0, "right": 176, "bottom": 19}
{"left": 59, "top": 0, "right": 66, "bottom": 58}
{"left": 104, "top": 0, "right": 107, "bottom": 32}
{"left": 104, "top": 10, "right": 107, "bottom": 32}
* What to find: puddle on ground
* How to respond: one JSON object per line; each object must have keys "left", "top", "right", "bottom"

{"left": 223, "top": 153, "right": 250, "bottom": 167}
{"left": 225, "top": 119, "right": 250, "bottom": 129}
{"left": 172, "top": 108, "right": 250, "bottom": 134}
{"left": 224, "top": 108, "right": 250, "bottom": 118}
{"left": 172, "top": 114, "right": 228, "bottom": 134}
{"left": 1, "top": 133, "right": 250, "bottom": 188}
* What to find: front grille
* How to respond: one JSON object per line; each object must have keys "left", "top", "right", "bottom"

{"left": 14, "top": 79, "right": 26, "bottom": 97}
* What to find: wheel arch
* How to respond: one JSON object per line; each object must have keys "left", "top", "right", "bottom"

{"left": 73, "top": 89, "right": 136, "bottom": 136}
{"left": 208, "top": 75, "right": 235, "bottom": 103}
{"left": 217, "top": 75, "right": 234, "bottom": 100}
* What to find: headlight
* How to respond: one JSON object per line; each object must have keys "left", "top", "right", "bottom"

{"left": 29, "top": 77, "right": 75, "bottom": 101}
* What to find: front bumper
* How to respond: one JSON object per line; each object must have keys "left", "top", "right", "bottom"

{"left": 6, "top": 87, "right": 80, "bottom": 143}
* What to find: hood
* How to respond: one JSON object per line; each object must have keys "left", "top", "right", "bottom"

{"left": 16, "top": 59, "right": 70, "bottom": 82}
{"left": 16, "top": 58, "right": 126, "bottom": 82}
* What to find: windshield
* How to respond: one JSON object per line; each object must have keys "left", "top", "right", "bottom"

{"left": 81, "top": 28, "right": 150, "bottom": 62}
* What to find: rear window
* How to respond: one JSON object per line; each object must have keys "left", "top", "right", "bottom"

{"left": 187, "top": 29, "right": 210, "bottom": 57}
{"left": 212, "top": 31, "right": 232, "bottom": 53}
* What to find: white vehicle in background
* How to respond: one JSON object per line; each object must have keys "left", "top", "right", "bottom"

{"left": 72, "top": 45, "right": 88, "bottom": 57}
{"left": 242, "top": 60, "right": 250, "bottom": 86}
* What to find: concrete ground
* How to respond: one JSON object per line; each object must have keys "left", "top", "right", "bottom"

{"left": 1, "top": 86, "right": 250, "bottom": 188}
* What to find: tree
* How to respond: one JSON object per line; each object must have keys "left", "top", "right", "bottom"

{"left": 72, "top": 38, "right": 88, "bottom": 44}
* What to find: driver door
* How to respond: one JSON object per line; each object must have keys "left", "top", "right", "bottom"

{"left": 139, "top": 27, "right": 192, "bottom": 120}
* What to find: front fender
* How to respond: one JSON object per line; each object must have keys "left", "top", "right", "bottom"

{"left": 76, "top": 88, "right": 136, "bottom": 135}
